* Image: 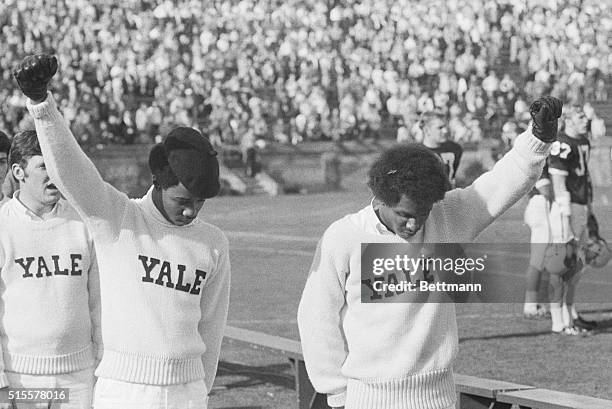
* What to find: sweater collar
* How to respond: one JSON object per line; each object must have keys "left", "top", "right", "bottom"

{"left": 352, "top": 198, "right": 425, "bottom": 241}
{"left": 142, "top": 186, "right": 196, "bottom": 228}
{"left": 367, "top": 198, "right": 395, "bottom": 236}
{"left": 12, "top": 190, "right": 62, "bottom": 221}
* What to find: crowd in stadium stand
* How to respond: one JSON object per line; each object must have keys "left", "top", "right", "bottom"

{"left": 0, "top": 0, "right": 609, "bottom": 149}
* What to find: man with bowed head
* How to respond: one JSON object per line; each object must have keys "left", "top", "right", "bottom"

{"left": 298, "top": 94, "right": 562, "bottom": 408}
{"left": 14, "top": 54, "right": 230, "bottom": 409}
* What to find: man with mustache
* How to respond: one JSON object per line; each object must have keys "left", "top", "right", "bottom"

{"left": 0, "top": 130, "right": 101, "bottom": 408}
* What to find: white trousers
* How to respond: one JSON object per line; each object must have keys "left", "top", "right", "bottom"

{"left": 549, "top": 202, "right": 587, "bottom": 243}
{"left": 92, "top": 378, "right": 208, "bottom": 409}
{"left": 524, "top": 195, "right": 551, "bottom": 268}
{"left": 1, "top": 366, "right": 94, "bottom": 409}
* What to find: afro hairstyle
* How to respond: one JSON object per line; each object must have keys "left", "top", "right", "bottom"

{"left": 367, "top": 143, "right": 451, "bottom": 209}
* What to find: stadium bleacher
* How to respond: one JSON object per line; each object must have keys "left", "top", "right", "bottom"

{"left": 0, "top": 0, "right": 609, "bottom": 149}
{"left": 224, "top": 325, "right": 612, "bottom": 409}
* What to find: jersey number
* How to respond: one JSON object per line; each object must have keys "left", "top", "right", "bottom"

{"left": 575, "top": 145, "right": 589, "bottom": 177}
{"left": 550, "top": 141, "right": 571, "bottom": 159}
{"left": 550, "top": 142, "right": 589, "bottom": 176}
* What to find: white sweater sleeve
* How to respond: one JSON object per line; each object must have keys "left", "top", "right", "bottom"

{"left": 198, "top": 237, "right": 231, "bottom": 394}
{"left": 440, "top": 128, "right": 550, "bottom": 241}
{"left": 87, "top": 243, "right": 103, "bottom": 365}
{"left": 26, "top": 93, "right": 128, "bottom": 240}
{"left": 0, "top": 246, "right": 7, "bottom": 388}
{"left": 297, "top": 227, "right": 349, "bottom": 408}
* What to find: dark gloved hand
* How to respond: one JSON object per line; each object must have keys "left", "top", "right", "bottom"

{"left": 529, "top": 96, "right": 563, "bottom": 143}
{"left": 13, "top": 54, "right": 58, "bottom": 102}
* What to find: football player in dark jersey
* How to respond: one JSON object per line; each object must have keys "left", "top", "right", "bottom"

{"left": 547, "top": 104, "right": 595, "bottom": 334}
{"left": 420, "top": 111, "right": 463, "bottom": 187}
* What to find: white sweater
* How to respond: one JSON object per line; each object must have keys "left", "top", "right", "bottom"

{"left": 27, "top": 94, "right": 231, "bottom": 390}
{"left": 0, "top": 196, "right": 101, "bottom": 385}
{"left": 298, "top": 129, "right": 550, "bottom": 409}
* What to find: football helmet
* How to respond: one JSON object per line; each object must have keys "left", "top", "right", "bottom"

{"left": 544, "top": 239, "right": 582, "bottom": 277}
{"left": 583, "top": 211, "right": 611, "bottom": 268}
{"left": 583, "top": 236, "right": 611, "bottom": 268}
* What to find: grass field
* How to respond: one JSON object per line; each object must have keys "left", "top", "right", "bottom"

{"left": 202, "top": 178, "right": 612, "bottom": 408}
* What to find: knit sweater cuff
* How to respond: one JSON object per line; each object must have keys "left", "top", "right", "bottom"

{"left": 26, "top": 92, "right": 64, "bottom": 125}
{"left": 327, "top": 390, "right": 346, "bottom": 407}
{"left": 344, "top": 369, "right": 456, "bottom": 409}
{"left": 4, "top": 345, "right": 94, "bottom": 375}
{"left": 95, "top": 349, "right": 206, "bottom": 385}
{"left": 515, "top": 127, "right": 551, "bottom": 157}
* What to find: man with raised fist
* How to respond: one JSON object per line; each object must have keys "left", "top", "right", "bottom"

{"left": 298, "top": 96, "right": 562, "bottom": 409}
{"left": 14, "top": 54, "right": 230, "bottom": 409}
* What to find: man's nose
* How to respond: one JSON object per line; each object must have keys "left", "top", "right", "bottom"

{"left": 183, "top": 206, "right": 195, "bottom": 218}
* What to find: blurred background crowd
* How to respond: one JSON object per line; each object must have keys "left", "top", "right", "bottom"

{"left": 0, "top": 0, "right": 609, "bottom": 150}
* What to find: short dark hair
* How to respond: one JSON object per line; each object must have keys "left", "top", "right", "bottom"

{"left": 0, "top": 131, "right": 10, "bottom": 156}
{"left": 563, "top": 104, "right": 585, "bottom": 123}
{"left": 418, "top": 110, "right": 447, "bottom": 130}
{"left": 9, "top": 130, "right": 41, "bottom": 168}
{"left": 148, "top": 143, "right": 180, "bottom": 190}
{"left": 368, "top": 144, "right": 450, "bottom": 208}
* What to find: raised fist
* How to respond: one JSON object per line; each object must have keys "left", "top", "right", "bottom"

{"left": 13, "top": 54, "right": 58, "bottom": 102}
{"left": 529, "top": 96, "right": 563, "bottom": 143}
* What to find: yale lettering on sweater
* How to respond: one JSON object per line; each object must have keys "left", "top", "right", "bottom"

{"left": 14, "top": 254, "right": 83, "bottom": 278}
{"left": 138, "top": 255, "right": 207, "bottom": 295}
{"left": 361, "top": 268, "right": 434, "bottom": 300}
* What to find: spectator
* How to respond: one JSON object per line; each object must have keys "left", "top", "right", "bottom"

{"left": 0, "top": 0, "right": 608, "bottom": 149}
{"left": 482, "top": 70, "right": 500, "bottom": 98}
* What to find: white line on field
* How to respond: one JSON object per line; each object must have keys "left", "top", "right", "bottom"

{"left": 226, "top": 230, "right": 319, "bottom": 243}
{"left": 457, "top": 312, "right": 518, "bottom": 320}
{"left": 206, "top": 204, "right": 273, "bottom": 218}
{"left": 232, "top": 313, "right": 526, "bottom": 322}
{"left": 228, "top": 314, "right": 524, "bottom": 323}
{"left": 228, "top": 319, "right": 298, "bottom": 325}
{"left": 231, "top": 245, "right": 312, "bottom": 257}
{"left": 477, "top": 269, "right": 612, "bottom": 286}
{"left": 231, "top": 244, "right": 612, "bottom": 286}
{"left": 228, "top": 313, "right": 612, "bottom": 325}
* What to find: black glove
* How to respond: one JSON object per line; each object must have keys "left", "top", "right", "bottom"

{"left": 529, "top": 96, "right": 563, "bottom": 143}
{"left": 13, "top": 54, "right": 58, "bottom": 102}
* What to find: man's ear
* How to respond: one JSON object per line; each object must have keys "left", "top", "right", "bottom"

{"left": 11, "top": 163, "right": 24, "bottom": 182}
